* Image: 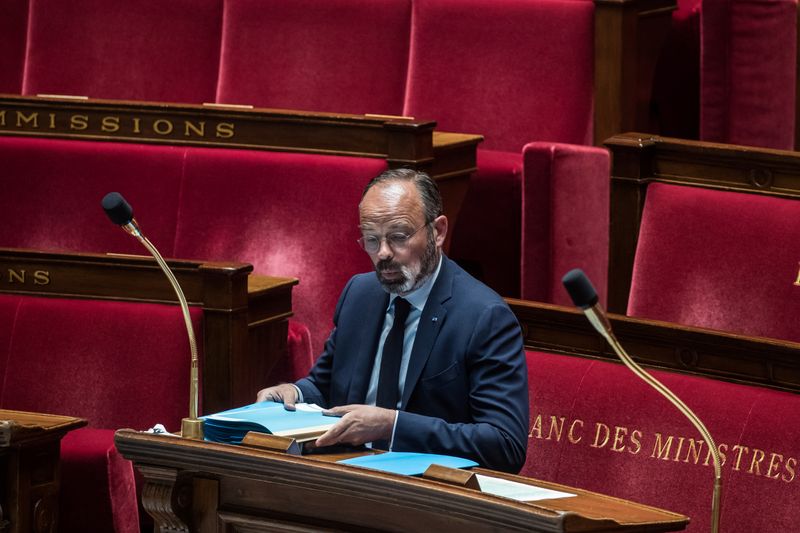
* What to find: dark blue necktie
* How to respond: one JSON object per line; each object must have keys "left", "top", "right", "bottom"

{"left": 376, "top": 297, "right": 411, "bottom": 409}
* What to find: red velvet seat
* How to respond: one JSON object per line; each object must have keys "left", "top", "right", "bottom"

{"left": 523, "top": 349, "right": 800, "bottom": 532}
{"left": 216, "top": 0, "right": 411, "bottom": 115}
{"left": 0, "top": 294, "right": 203, "bottom": 532}
{"left": 0, "top": 0, "right": 27, "bottom": 93}
{"left": 0, "top": 137, "right": 183, "bottom": 256}
{"left": 173, "top": 146, "right": 384, "bottom": 353}
{"left": 700, "top": 0, "right": 797, "bottom": 150}
{"left": 627, "top": 183, "right": 800, "bottom": 342}
{"left": 22, "top": 0, "right": 223, "bottom": 103}
{"left": 403, "top": 0, "right": 607, "bottom": 303}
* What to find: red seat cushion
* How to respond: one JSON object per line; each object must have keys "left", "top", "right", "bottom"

{"left": 60, "top": 428, "right": 139, "bottom": 533}
{"left": 22, "top": 0, "right": 223, "bottom": 103}
{"left": 524, "top": 350, "right": 800, "bottom": 532}
{"left": 700, "top": 0, "right": 797, "bottom": 150}
{"left": 174, "top": 147, "right": 384, "bottom": 355}
{"left": 404, "top": 0, "right": 594, "bottom": 152}
{"left": 0, "top": 137, "right": 184, "bottom": 257}
{"left": 629, "top": 183, "right": 800, "bottom": 342}
{"left": 0, "top": 295, "right": 200, "bottom": 432}
{"left": 0, "top": 0, "right": 27, "bottom": 93}
{"left": 217, "top": 0, "right": 411, "bottom": 114}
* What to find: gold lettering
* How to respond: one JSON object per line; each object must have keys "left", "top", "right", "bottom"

{"left": 591, "top": 422, "right": 609, "bottom": 449}
{"left": 547, "top": 416, "right": 565, "bottom": 441}
{"left": 684, "top": 438, "right": 705, "bottom": 465}
{"left": 132, "top": 117, "right": 142, "bottom": 133}
{"left": 568, "top": 419, "right": 583, "bottom": 444}
{"left": 529, "top": 414, "right": 543, "bottom": 439}
{"left": 215, "top": 122, "right": 235, "bottom": 138}
{"left": 732, "top": 444, "right": 749, "bottom": 471}
{"left": 184, "top": 120, "right": 205, "bottom": 137}
{"left": 8, "top": 269, "right": 24, "bottom": 283}
{"left": 101, "top": 116, "right": 120, "bottom": 133}
{"left": 33, "top": 270, "right": 50, "bottom": 285}
{"left": 651, "top": 433, "right": 674, "bottom": 460}
{"left": 0, "top": 109, "right": 5, "bottom": 127}
{"left": 48, "top": 113, "right": 56, "bottom": 129}
{"left": 717, "top": 443, "right": 728, "bottom": 466}
{"left": 783, "top": 457, "right": 796, "bottom": 483}
{"left": 794, "top": 262, "right": 800, "bottom": 285}
{"left": 16, "top": 111, "right": 39, "bottom": 128}
{"left": 611, "top": 426, "right": 627, "bottom": 452}
{"left": 748, "top": 448, "right": 766, "bottom": 475}
{"left": 766, "top": 453, "right": 784, "bottom": 480}
{"left": 70, "top": 115, "right": 89, "bottom": 130}
{"left": 153, "top": 119, "right": 174, "bottom": 135}
{"left": 672, "top": 436, "right": 686, "bottom": 462}
{"left": 629, "top": 429, "right": 642, "bottom": 455}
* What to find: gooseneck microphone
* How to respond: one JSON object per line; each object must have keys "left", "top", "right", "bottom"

{"left": 101, "top": 192, "right": 203, "bottom": 440}
{"left": 562, "top": 269, "right": 721, "bottom": 533}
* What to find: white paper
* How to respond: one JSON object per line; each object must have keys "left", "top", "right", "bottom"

{"left": 475, "top": 474, "right": 576, "bottom": 502}
{"left": 293, "top": 403, "right": 325, "bottom": 412}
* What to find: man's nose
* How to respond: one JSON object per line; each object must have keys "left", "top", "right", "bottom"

{"left": 376, "top": 238, "right": 393, "bottom": 260}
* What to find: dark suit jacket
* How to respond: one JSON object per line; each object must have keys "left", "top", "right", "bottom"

{"left": 296, "top": 256, "right": 529, "bottom": 473}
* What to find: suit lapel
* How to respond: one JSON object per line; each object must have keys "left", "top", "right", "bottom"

{"left": 400, "top": 257, "right": 454, "bottom": 409}
{"left": 346, "top": 286, "right": 389, "bottom": 404}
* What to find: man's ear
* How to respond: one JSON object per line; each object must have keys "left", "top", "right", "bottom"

{"left": 433, "top": 215, "right": 448, "bottom": 247}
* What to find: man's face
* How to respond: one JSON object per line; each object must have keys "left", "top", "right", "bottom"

{"left": 358, "top": 181, "right": 443, "bottom": 295}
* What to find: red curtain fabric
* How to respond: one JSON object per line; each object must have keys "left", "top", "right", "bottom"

{"left": 701, "top": 0, "right": 797, "bottom": 150}
{"left": 629, "top": 183, "right": 800, "bottom": 342}
{"left": 22, "top": 0, "right": 223, "bottom": 103}
{"left": 217, "top": 0, "right": 411, "bottom": 115}
{"left": 524, "top": 350, "right": 800, "bottom": 532}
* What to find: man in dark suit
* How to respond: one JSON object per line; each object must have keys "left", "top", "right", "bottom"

{"left": 257, "top": 168, "right": 529, "bottom": 473}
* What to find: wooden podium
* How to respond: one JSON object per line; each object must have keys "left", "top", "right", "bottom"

{"left": 0, "top": 410, "right": 87, "bottom": 533}
{"left": 115, "top": 430, "right": 688, "bottom": 532}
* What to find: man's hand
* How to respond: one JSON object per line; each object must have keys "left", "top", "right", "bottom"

{"left": 315, "top": 405, "right": 395, "bottom": 448}
{"left": 255, "top": 383, "right": 298, "bottom": 410}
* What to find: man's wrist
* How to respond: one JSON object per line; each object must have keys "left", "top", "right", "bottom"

{"left": 292, "top": 384, "right": 304, "bottom": 403}
{"left": 388, "top": 410, "right": 399, "bottom": 450}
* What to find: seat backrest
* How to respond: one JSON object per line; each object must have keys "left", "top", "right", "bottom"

{"left": 0, "top": 293, "right": 201, "bottom": 431}
{"left": 523, "top": 349, "right": 800, "bottom": 533}
{"left": 173, "top": 147, "right": 383, "bottom": 353}
{"left": 0, "top": 137, "right": 182, "bottom": 256}
{"left": 22, "top": 0, "right": 223, "bottom": 103}
{"left": 403, "top": 0, "right": 594, "bottom": 152}
{"left": 627, "top": 182, "right": 800, "bottom": 342}
{"left": 0, "top": 0, "right": 28, "bottom": 93}
{"left": 700, "top": 0, "right": 797, "bottom": 150}
{"left": 216, "top": 0, "right": 411, "bottom": 115}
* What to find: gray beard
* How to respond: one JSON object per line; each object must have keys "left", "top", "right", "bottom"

{"left": 376, "top": 230, "right": 439, "bottom": 295}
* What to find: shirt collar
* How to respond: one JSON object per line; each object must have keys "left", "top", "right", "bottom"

{"left": 389, "top": 254, "right": 443, "bottom": 312}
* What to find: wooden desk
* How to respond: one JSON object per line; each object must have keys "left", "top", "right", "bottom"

{"left": 114, "top": 430, "right": 687, "bottom": 532}
{"left": 0, "top": 410, "right": 86, "bottom": 533}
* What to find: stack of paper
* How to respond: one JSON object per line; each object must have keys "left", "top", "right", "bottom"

{"left": 202, "top": 401, "right": 338, "bottom": 444}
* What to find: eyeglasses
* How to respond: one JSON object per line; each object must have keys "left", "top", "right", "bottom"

{"left": 357, "top": 222, "right": 429, "bottom": 254}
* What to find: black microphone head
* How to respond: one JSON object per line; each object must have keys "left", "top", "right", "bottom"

{"left": 101, "top": 192, "right": 134, "bottom": 225}
{"left": 562, "top": 268, "right": 598, "bottom": 309}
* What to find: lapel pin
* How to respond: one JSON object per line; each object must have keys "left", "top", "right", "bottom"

{"left": 431, "top": 316, "right": 438, "bottom": 323}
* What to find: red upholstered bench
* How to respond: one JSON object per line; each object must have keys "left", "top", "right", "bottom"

{"left": 512, "top": 300, "right": 800, "bottom": 533}
{"left": 0, "top": 135, "right": 382, "bottom": 360}
{"left": 0, "top": 293, "right": 203, "bottom": 532}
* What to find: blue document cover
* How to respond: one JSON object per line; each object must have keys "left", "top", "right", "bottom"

{"left": 338, "top": 451, "right": 478, "bottom": 476}
{"left": 202, "top": 401, "right": 338, "bottom": 444}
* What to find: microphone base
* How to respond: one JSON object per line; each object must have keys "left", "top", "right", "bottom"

{"left": 181, "top": 417, "right": 204, "bottom": 440}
